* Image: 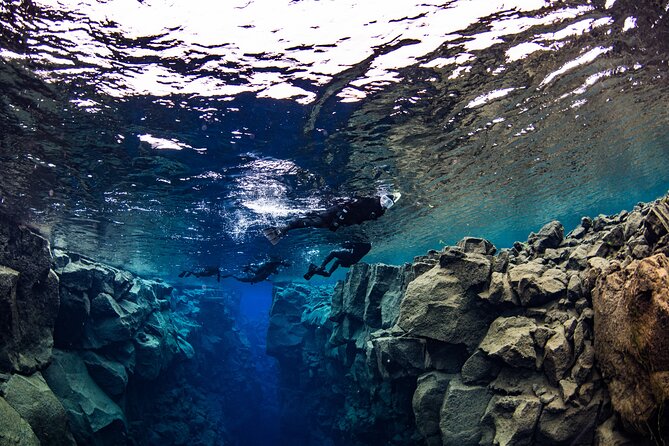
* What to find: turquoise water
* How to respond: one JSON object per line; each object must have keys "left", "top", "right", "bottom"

{"left": 1, "top": 1, "right": 669, "bottom": 444}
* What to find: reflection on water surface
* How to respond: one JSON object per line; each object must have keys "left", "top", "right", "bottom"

{"left": 0, "top": 0, "right": 668, "bottom": 278}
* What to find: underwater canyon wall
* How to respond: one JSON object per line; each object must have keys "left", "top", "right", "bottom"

{"left": 267, "top": 194, "right": 669, "bottom": 446}
{"left": 0, "top": 215, "right": 263, "bottom": 446}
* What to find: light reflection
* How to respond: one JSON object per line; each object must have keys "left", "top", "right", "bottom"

{"left": 20, "top": 0, "right": 611, "bottom": 103}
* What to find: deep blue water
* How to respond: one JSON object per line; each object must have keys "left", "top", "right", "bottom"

{"left": 1, "top": 0, "right": 669, "bottom": 444}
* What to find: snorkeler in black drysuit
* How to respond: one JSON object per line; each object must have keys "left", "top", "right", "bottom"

{"left": 262, "top": 193, "right": 400, "bottom": 245}
{"left": 221, "top": 258, "right": 290, "bottom": 284}
{"left": 178, "top": 265, "right": 221, "bottom": 282}
{"left": 304, "top": 241, "right": 372, "bottom": 280}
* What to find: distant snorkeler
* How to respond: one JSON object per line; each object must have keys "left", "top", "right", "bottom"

{"left": 262, "top": 192, "right": 400, "bottom": 245}
{"left": 304, "top": 240, "right": 371, "bottom": 280}
{"left": 221, "top": 257, "right": 291, "bottom": 284}
{"left": 178, "top": 265, "right": 221, "bottom": 282}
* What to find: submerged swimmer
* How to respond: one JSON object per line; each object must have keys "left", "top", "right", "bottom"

{"left": 221, "top": 258, "right": 290, "bottom": 284}
{"left": 263, "top": 192, "right": 400, "bottom": 245}
{"left": 178, "top": 266, "right": 221, "bottom": 282}
{"left": 304, "top": 240, "right": 371, "bottom": 280}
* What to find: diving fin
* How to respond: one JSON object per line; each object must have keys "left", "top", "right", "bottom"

{"left": 178, "top": 271, "right": 187, "bottom": 278}
{"left": 303, "top": 263, "right": 319, "bottom": 280}
{"left": 263, "top": 227, "right": 285, "bottom": 245}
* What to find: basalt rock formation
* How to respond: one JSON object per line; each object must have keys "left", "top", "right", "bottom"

{"left": 0, "top": 215, "right": 196, "bottom": 445}
{"left": 268, "top": 195, "right": 669, "bottom": 445}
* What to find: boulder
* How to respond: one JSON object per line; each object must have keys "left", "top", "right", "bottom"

{"left": 0, "top": 267, "right": 59, "bottom": 373}
{"left": 461, "top": 349, "right": 500, "bottom": 385}
{"left": 42, "top": 350, "right": 126, "bottom": 444}
{"left": 372, "top": 336, "right": 428, "bottom": 379}
{"left": 396, "top": 265, "right": 491, "bottom": 351}
{"left": 363, "top": 264, "right": 407, "bottom": 329}
{"left": 267, "top": 287, "right": 308, "bottom": 358}
{"left": 333, "top": 263, "right": 369, "bottom": 322}
{"left": 482, "top": 395, "right": 542, "bottom": 446}
{"left": 412, "top": 372, "right": 452, "bottom": 446}
{"left": 2, "top": 372, "right": 76, "bottom": 445}
{"left": 479, "top": 316, "right": 537, "bottom": 369}
{"left": 82, "top": 352, "right": 128, "bottom": 396}
{"left": 134, "top": 331, "right": 164, "bottom": 380}
{"left": 457, "top": 237, "right": 496, "bottom": 256}
{"left": 528, "top": 221, "right": 564, "bottom": 253}
{"left": 439, "top": 250, "right": 492, "bottom": 292}
{"left": 644, "top": 197, "right": 669, "bottom": 244}
{"left": 593, "top": 253, "right": 669, "bottom": 434}
{"left": 511, "top": 264, "right": 567, "bottom": 307}
{"left": 537, "top": 389, "right": 607, "bottom": 444}
{"left": 543, "top": 325, "right": 574, "bottom": 385}
{"left": 439, "top": 377, "right": 491, "bottom": 446}
{"left": 0, "top": 396, "right": 40, "bottom": 446}
{"left": 478, "top": 272, "right": 518, "bottom": 306}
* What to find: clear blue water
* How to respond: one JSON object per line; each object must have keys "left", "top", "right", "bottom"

{"left": 1, "top": 0, "right": 669, "bottom": 443}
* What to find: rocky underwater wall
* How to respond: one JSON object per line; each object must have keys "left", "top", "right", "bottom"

{"left": 267, "top": 194, "right": 669, "bottom": 446}
{"left": 0, "top": 215, "right": 264, "bottom": 446}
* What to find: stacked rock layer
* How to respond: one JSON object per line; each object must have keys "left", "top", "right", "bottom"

{"left": 267, "top": 195, "right": 669, "bottom": 445}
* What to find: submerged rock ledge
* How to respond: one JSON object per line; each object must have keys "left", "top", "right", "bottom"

{"left": 268, "top": 194, "right": 669, "bottom": 445}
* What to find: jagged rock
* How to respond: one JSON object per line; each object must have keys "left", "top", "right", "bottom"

{"left": 478, "top": 272, "right": 518, "bottom": 306}
{"left": 2, "top": 372, "right": 76, "bottom": 446}
{"left": 558, "top": 378, "right": 577, "bottom": 403}
{"left": 0, "top": 219, "right": 59, "bottom": 374}
{"left": 90, "top": 292, "right": 122, "bottom": 319}
{"left": 439, "top": 251, "right": 492, "bottom": 292}
{"left": 461, "top": 349, "right": 500, "bottom": 385}
{"left": 537, "top": 389, "right": 608, "bottom": 444}
{"left": 492, "top": 250, "right": 510, "bottom": 273}
{"left": 0, "top": 396, "right": 40, "bottom": 446}
{"left": 396, "top": 265, "right": 492, "bottom": 351}
{"left": 0, "top": 218, "right": 52, "bottom": 287}
{"left": 413, "top": 372, "right": 452, "bottom": 446}
{"left": 567, "top": 274, "right": 582, "bottom": 301}
{"left": 593, "top": 253, "right": 669, "bottom": 435}
{"left": 0, "top": 266, "right": 20, "bottom": 353}
{"left": 532, "top": 325, "right": 555, "bottom": 350}
{"left": 643, "top": 197, "right": 669, "bottom": 244}
{"left": 134, "top": 331, "right": 164, "bottom": 380}
{"left": 602, "top": 226, "right": 625, "bottom": 250}
{"left": 567, "top": 244, "right": 590, "bottom": 269}
{"left": 479, "top": 316, "right": 537, "bottom": 369}
{"left": 43, "top": 350, "right": 126, "bottom": 444}
{"left": 623, "top": 211, "right": 644, "bottom": 240}
{"left": 84, "top": 311, "right": 133, "bottom": 348}
{"left": 82, "top": 351, "right": 128, "bottom": 396}
{"left": 457, "top": 237, "right": 496, "bottom": 256}
{"left": 0, "top": 268, "right": 59, "bottom": 374}
{"left": 510, "top": 262, "right": 567, "bottom": 307}
{"left": 571, "top": 341, "right": 595, "bottom": 386}
{"left": 482, "top": 394, "right": 542, "bottom": 446}
{"left": 543, "top": 325, "right": 574, "bottom": 385}
{"left": 439, "top": 377, "right": 491, "bottom": 446}
{"left": 372, "top": 336, "right": 428, "bottom": 379}
{"left": 364, "top": 264, "right": 406, "bottom": 329}
{"left": 331, "top": 263, "right": 369, "bottom": 322}
{"left": 528, "top": 221, "right": 564, "bottom": 253}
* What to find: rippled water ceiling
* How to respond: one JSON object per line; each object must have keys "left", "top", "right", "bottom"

{"left": 0, "top": 0, "right": 668, "bottom": 278}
